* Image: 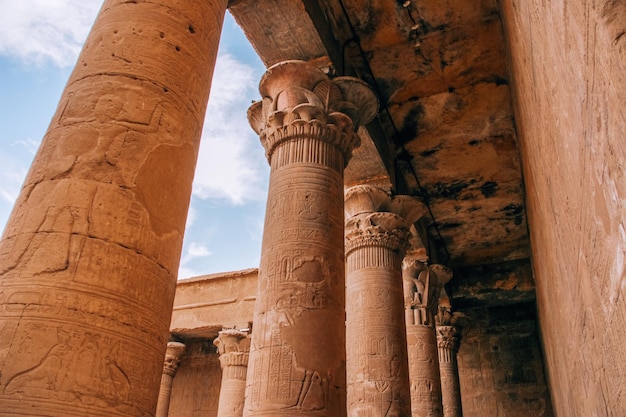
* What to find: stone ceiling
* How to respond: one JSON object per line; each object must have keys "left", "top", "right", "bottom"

{"left": 229, "top": 0, "right": 534, "bottom": 309}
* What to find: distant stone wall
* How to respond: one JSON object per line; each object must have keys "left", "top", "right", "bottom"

{"left": 168, "top": 270, "right": 257, "bottom": 416}
{"left": 169, "top": 340, "right": 221, "bottom": 417}
{"left": 458, "top": 303, "right": 553, "bottom": 417}
{"left": 170, "top": 269, "right": 257, "bottom": 339}
{"left": 501, "top": 1, "right": 626, "bottom": 416}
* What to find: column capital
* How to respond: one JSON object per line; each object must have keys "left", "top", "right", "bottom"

{"left": 345, "top": 185, "right": 427, "bottom": 256}
{"left": 213, "top": 329, "right": 250, "bottom": 369}
{"left": 403, "top": 256, "right": 453, "bottom": 327}
{"left": 436, "top": 326, "right": 459, "bottom": 351}
{"left": 248, "top": 60, "right": 378, "bottom": 165}
{"left": 163, "top": 341, "right": 186, "bottom": 377}
{"left": 345, "top": 211, "right": 412, "bottom": 254}
{"left": 345, "top": 185, "right": 427, "bottom": 222}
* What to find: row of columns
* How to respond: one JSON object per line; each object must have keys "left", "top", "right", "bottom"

{"left": 157, "top": 269, "right": 462, "bottom": 417}
{"left": 0, "top": 0, "right": 462, "bottom": 412}
{"left": 154, "top": 61, "right": 464, "bottom": 416}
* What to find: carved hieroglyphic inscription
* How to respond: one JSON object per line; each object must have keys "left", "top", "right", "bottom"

{"left": 245, "top": 61, "right": 378, "bottom": 417}
{"left": 406, "top": 326, "right": 443, "bottom": 417}
{"left": 1, "top": 324, "right": 148, "bottom": 416}
{"left": 0, "top": 0, "right": 228, "bottom": 415}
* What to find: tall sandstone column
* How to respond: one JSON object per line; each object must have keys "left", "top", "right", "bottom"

{"left": 436, "top": 326, "right": 462, "bottom": 417}
{"left": 0, "top": 1, "right": 227, "bottom": 415}
{"left": 344, "top": 185, "right": 426, "bottom": 417}
{"left": 435, "top": 293, "right": 463, "bottom": 417}
{"left": 245, "top": 60, "right": 378, "bottom": 417}
{"left": 403, "top": 258, "right": 452, "bottom": 417}
{"left": 214, "top": 330, "right": 251, "bottom": 417}
{"left": 155, "top": 342, "right": 186, "bottom": 417}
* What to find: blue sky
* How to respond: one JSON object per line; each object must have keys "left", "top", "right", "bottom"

{"left": 0, "top": 1, "right": 269, "bottom": 278}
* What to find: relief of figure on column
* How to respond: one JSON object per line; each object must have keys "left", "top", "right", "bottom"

{"left": 4, "top": 327, "right": 130, "bottom": 405}
{"left": 42, "top": 85, "right": 166, "bottom": 184}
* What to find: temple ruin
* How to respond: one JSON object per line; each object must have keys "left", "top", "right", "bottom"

{"left": 0, "top": 0, "right": 624, "bottom": 416}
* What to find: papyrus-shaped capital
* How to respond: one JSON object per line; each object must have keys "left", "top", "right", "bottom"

{"left": 248, "top": 60, "right": 379, "bottom": 164}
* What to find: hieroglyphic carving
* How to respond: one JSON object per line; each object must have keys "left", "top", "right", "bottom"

{"left": 245, "top": 60, "right": 377, "bottom": 417}
{"left": 345, "top": 185, "right": 426, "bottom": 417}
{"left": 406, "top": 326, "right": 443, "bottom": 417}
{"left": 5, "top": 327, "right": 130, "bottom": 404}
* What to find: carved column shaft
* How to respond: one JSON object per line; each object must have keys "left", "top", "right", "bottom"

{"left": 215, "top": 330, "right": 250, "bottom": 417}
{"left": 403, "top": 260, "right": 452, "bottom": 417}
{"left": 0, "top": 1, "right": 227, "bottom": 416}
{"left": 244, "top": 61, "right": 378, "bottom": 417}
{"left": 344, "top": 186, "right": 426, "bottom": 417}
{"left": 156, "top": 342, "right": 186, "bottom": 417}
{"left": 437, "top": 326, "right": 462, "bottom": 417}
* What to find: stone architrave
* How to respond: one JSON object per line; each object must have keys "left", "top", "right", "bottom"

{"left": 436, "top": 292, "right": 463, "bottom": 417}
{"left": 403, "top": 257, "right": 453, "bottom": 417}
{"left": 156, "top": 342, "right": 186, "bottom": 417}
{"left": 245, "top": 60, "right": 378, "bottom": 417}
{"left": 344, "top": 185, "right": 427, "bottom": 417}
{"left": 214, "top": 329, "right": 251, "bottom": 417}
{"left": 0, "top": 1, "right": 228, "bottom": 415}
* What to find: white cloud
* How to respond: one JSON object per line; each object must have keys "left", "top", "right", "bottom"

{"left": 178, "top": 266, "right": 201, "bottom": 280}
{"left": 178, "top": 241, "right": 213, "bottom": 279}
{"left": 15, "top": 138, "right": 40, "bottom": 155}
{"left": 193, "top": 53, "right": 268, "bottom": 206}
{"left": 0, "top": 142, "right": 32, "bottom": 205}
{"left": 0, "top": 142, "right": 32, "bottom": 233}
{"left": 182, "top": 241, "right": 212, "bottom": 262}
{"left": 0, "top": 1, "right": 101, "bottom": 67}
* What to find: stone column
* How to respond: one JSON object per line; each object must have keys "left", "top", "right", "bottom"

{"left": 403, "top": 257, "right": 453, "bottom": 417}
{"left": 0, "top": 1, "right": 227, "bottom": 415}
{"left": 214, "top": 330, "right": 251, "bottom": 417}
{"left": 344, "top": 185, "right": 427, "bottom": 417}
{"left": 436, "top": 325, "right": 462, "bottom": 417}
{"left": 436, "top": 292, "right": 463, "bottom": 417}
{"left": 156, "top": 342, "right": 186, "bottom": 417}
{"left": 245, "top": 60, "right": 378, "bottom": 417}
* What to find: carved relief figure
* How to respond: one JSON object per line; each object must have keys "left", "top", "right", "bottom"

{"left": 403, "top": 259, "right": 430, "bottom": 326}
{"left": 5, "top": 328, "right": 76, "bottom": 397}
{"left": 54, "top": 91, "right": 163, "bottom": 179}
{"left": 286, "top": 369, "right": 326, "bottom": 411}
{"left": 5, "top": 328, "right": 130, "bottom": 404}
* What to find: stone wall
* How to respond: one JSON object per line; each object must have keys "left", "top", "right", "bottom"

{"left": 170, "top": 269, "right": 257, "bottom": 339}
{"left": 458, "top": 303, "right": 553, "bottom": 417}
{"left": 500, "top": 1, "right": 626, "bottom": 416}
{"left": 169, "top": 340, "right": 221, "bottom": 417}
